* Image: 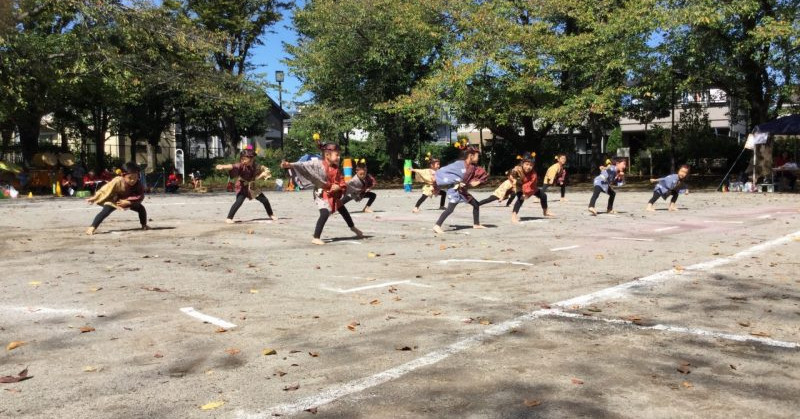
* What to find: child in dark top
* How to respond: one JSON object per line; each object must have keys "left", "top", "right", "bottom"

{"left": 342, "top": 159, "right": 377, "bottom": 213}
{"left": 85, "top": 162, "right": 148, "bottom": 235}
{"left": 216, "top": 148, "right": 275, "bottom": 223}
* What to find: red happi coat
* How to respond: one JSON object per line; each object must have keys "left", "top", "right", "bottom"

{"left": 321, "top": 160, "right": 347, "bottom": 213}
{"left": 520, "top": 169, "right": 539, "bottom": 198}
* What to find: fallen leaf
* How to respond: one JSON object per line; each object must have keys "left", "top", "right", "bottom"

{"left": 225, "top": 348, "right": 241, "bottom": 356}
{"left": 28, "top": 281, "right": 41, "bottom": 286}
{"left": 750, "top": 331, "right": 771, "bottom": 337}
{"left": 346, "top": 322, "right": 359, "bottom": 331}
{"left": 432, "top": 311, "right": 442, "bottom": 316}
{"left": 439, "top": 244, "right": 447, "bottom": 251}
{"left": 369, "top": 299, "right": 380, "bottom": 306}
{"left": 289, "top": 350, "right": 302, "bottom": 354}
{"left": 154, "top": 353, "right": 164, "bottom": 358}
{"left": 141, "top": 286, "right": 167, "bottom": 292}
{"left": 275, "top": 370, "right": 287, "bottom": 377}
{"left": 395, "top": 346, "right": 413, "bottom": 351}
{"left": 0, "top": 367, "right": 31, "bottom": 383}
{"left": 4, "top": 388, "right": 21, "bottom": 393}
{"left": 594, "top": 254, "right": 604, "bottom": 260}
{"left": 571, "top": 378, "right": 584, "bottom": 385}
{"left": 283, "top": 383, "right": 300, "bottom": 391}
{"left": 388, "top": 286, "right": 398, "bottom": 293}
{"left": 462, "top": 318, "right": 474, "bottom": 324}
{"left": 523, "top": 399, "right": 542, "bottom": 407}
{"left": 250, "top": 289, "right": 259, "bottom": 294}
{"left": 6, "top": 341, "right": 25, "bottom": 351}
{"left": 539, "top": 303, "right": 552, "bottom": 309}
{"left": 738, "top": 321, "right": 750, "bottom": 327}
{"left": 90, "top": 287, "right": 102, "bottom": 292}
{"left": 729, "top": 364, "right": 737, "bottom": 370}
{"left": 367, "top": 252, "right": 377, "bottom": 258}
{"left": 83, "top": 366, "right": 99, "bottom": 372}
{"left": 200, "top": 401, "right": 225, "bottom": 410}
{"left": 262, "top": 348, "right": 277, "bottom": 356}
{"left": 305, "top": 407, "right": 318, "bottom": 414}
{"left": 479, "top": 319, "right": 491, "bottom": 325}
{"left": 586, "top": 307, "right": 602, "bottom": 313}
{"left": 681, "top": 381, "right": 693, "bottom": 388}
{"left": 215, "top": 328, "right": 228, "bottom": 333}
{"left": 308, "top": 352, "right": 319, "bottom": 357}
{"left": 247, "top": 229, "right": 255, "bottom": 234}
{"left": 79, "top": 326, "right": 95, "bottom": 333}
{"left": 677, "top": 363, "right": 691, "bottom": 374}
{"left": 674, "top": 265, "right": 684, "bottom": 273}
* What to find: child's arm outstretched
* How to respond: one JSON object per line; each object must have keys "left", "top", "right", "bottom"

{"left": 215, "top": 164, "right": 234, "bottom": 171}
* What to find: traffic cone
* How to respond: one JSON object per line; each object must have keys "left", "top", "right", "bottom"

{"left": 28, "top": 192, "right": 33, "bottom": 198}
{"left": 55, "top": 181, "right": 63, "bottom": 197}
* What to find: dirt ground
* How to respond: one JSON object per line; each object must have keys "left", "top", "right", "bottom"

{"left": 1, "top": 187, "right": 799, "bottom": 418}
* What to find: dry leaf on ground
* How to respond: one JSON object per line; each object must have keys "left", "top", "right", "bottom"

{"left": 523, "top": 399, "right": 542, "bottom": 407}
{"left": 571, "top": 378, "right": 584, "bottom": 385}
{"left": 0, "top": 367, "right": 31, "bottom": 383}
{"left": 200, "top": 401, "right": 225, "bottom": 410}
{"left": 263, "top": 348, "right": 277, "bottom": 356}
{"left": 283, "top": 383, "right": 300, "bottom": 391}
{"left": 225, "top": 348, "right": 241, "bottom": 356}
{"left": 79, "top": 326, "right": 95, "bottom": 333}
{"left": 6, "top": 341, "right": 25, "bottom": 351}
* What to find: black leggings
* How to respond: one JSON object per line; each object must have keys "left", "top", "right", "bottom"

{"left": 341, "top": 192, "right": 377, "bottom": 208}
{"left": 512, "top": 190, "right": 547, "bottom": 213}
{"left": 415, "top": 190, "right": 447, "bottom": 208}
{"left": 589, "top": 185, "right": 616, "bottom": 210}
{"left": 227, "top": 192, "right": 273, "bottom": 219}
{"left": 648, "top": 190, "right": 678, "bottom": 205}
{"left": 91, "top": 203, "right": 147, "bottom": 228}
{"left": 478, "top": 194, "right": 506, "bottom": 206}
{"left": 542, "top": 183, "right": 566, "bottom": 198}
{"left": 314, "top": 206, "right": 355, "bottom": 239}
{"left": 436, "top": 199, "right": 480, "bottom": 226}
{"left": 505, "top": 192, "right": 517, "bottom": 206}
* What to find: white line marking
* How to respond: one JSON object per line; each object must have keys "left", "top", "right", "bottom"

{"left": 520, "top": 219, "right": 547, "bottom": 224}
{"left": 610, "top": 237, "right": 655, "bottom": 242}
{"left": 547, "top": 310, "right": 798, "bottom": 348}
{"left": 756, "top": 214, "right": 772, "bottom": 219}
{"left": 237, "top": 230, "right": 800, "bottom": 418}
{"left": 550, "top": 245, "right": 580, "bottom": 251}
{"left": 703, "top": 220, "right": 744, "bottom": 224}
{"left": 654, "top": 226, "right": 679, "bottom": 232}
{"left": 439, "top": 259, "right": 534, "bottom": 266}
{"left": 324, "top": 240, "right": 362, "bottom": 245}
{"left": 0, "top": 305, "right": 92, "bottom": 316}
{"left": 179, "top": 307, "right": 237, "bottom": 329}
{"left": 321, "top": 280, "right": 431, "bottom": 294}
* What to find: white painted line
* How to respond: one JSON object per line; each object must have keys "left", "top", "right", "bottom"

{"left": 439, "top": 259, "right": 534, "bottom": 266}
{"left": 703, "top": 220, "right": 744, "bottom": 224}
{"left": 756, "top": 214, "right": 772, "bottom": 219}
{"left": 550, "top": 245, "right": 580, "bottom": 252}
{"left": 547, "top": 310, "right": 798, "bottom": 349}
{"left": 236, "top": 230, "right": 800, "bottom": 418}
{"left": 520, "top": 219, "right": 547, "bottom": 224}
{"left": 321, "top": 280, "right": 431, "bottom": 294}
{"left": 610, "top": 237, "right": 655, "bottom": 242}
{"left": 0, "top": 305, "right": 92, "bottom": 317}
{"left": 324, "top": 240, "right": 362, "bottom": 245}
{"left": 179, "top": 307, "right": 236, "bottom": 329}
{"left": 654, "top": 226, "right": 679, "bottom": 232}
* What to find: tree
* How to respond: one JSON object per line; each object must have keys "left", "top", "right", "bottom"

{"left": 288, "top": 0, "right": 448, "bottom": 174}
{"left": 165, "top": 0, "right": 288, "bottom": 157}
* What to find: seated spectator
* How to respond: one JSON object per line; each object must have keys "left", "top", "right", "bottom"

{"left": 83, "top": 170, "right": 105, "bottom": 192}
{"left": 165, "top": 168, "right": 180, "bottom": 193}
{"left": 189, "top": 170, "right": 203, "bottom": 190}
{"left": 61, "top": 173, "right": 78, "bottom": 196}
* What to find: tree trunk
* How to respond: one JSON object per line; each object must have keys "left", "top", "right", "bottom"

{"left": 221, "top": 115, "right": 239, "bottom": 158}
{"left": 383, "top": 115, "right": 402, "bottom": 176}
{"left": 92, "top": 107, "right": 107, "bottom": 171}
{"left": 16, "top": 113, "right": 42, "bottom": 167}
{"left": 0, "top": 119, "right": 14, "bottom": 160}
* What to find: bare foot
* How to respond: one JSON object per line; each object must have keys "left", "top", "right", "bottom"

{"left": 607, "top": 209, "right": 618, "bottom": 214}
{"left": 141, "top": 225, "right": 151, "bottom": 231}
{"left": 433, "top": 225, "right": 445, "bottom": 234}
{"left": 225, "top": 218, "right": 235, "bottom": 224}
{"left": 559, "top": 198, "right": 568, "bottom": 202}
{"left": 350, "top": 226, "right": 364, "bottom": 238}
{"left": 588, "top": 207, "right": 598, "bottom": 216}
{"left": 544, "top": 210, "right": 554, "bottom": 217}
{"left": 363, "top": 206, "right": 373, "bottom": 213}
{"left": 646, "top": 204, "right": 655, "bottom": 212}
{"left": 511, "top": 213, "right": 520, "bottom": 224}
{"left": 269, "top": 214, "right": 277, "bottom": 220}
{"left": 412, "top": 207, "right": 420, "bottom": 213}
{"left": 86, "top": 227, "right": 96, "bottom": 235}
{"left": 473, "top": 224, "right": 486, "bottom": 229}
{"left": 668, "top": 205, "right": 678, "bottom": 212}
{"left": 311, "top": 238, "right": 326, "bottom": 245}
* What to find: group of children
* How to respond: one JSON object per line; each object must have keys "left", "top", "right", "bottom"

{"left": 84, "top": 140, "right": 689, "bottom": 242}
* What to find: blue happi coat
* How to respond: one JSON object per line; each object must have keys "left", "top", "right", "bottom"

{"left": 653, "top": 174, "right": 682, "bottom": 198}
{"left": 435, "top": 160, "right": 487, "bottom": 204}
{"left": 593, "top": 165, "right": 619, "bottom": 193}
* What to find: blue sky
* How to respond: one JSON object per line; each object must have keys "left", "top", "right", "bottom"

{"left": 249, "top": 1, "right": 309, "bottom": 112}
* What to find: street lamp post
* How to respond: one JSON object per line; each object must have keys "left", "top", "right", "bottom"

{"left": 275, "top": 70, "right": 285, "bottom": 150}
